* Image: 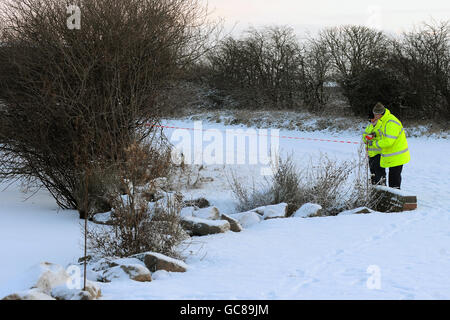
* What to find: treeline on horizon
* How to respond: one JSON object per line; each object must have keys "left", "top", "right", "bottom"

{"left": 190, "top": 21, "right": 450, "bottom": 120}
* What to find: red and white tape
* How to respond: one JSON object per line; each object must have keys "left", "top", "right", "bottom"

{"left": 147, "top": 124, "right": 361, "bottom": 145}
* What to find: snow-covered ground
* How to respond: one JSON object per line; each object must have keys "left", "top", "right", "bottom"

{"left": 1, "top": 118, "right": 449, "bottom": 299}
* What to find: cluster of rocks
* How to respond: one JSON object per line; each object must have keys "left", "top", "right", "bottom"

{"left": 179, "top": 205, "right": 243, "bottom": 236}
{"left": 90, "top": 251, "right": 188, "bottom": 283}
{"left": 2, "top": 251, "right": 188, "bottom": 300}
{"left": 1, "top": 262, "right": 101, "bottom": 300}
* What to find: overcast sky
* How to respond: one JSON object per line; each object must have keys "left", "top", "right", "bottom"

{"left": 205, "top": 0, "right": 450, "bottom": 37}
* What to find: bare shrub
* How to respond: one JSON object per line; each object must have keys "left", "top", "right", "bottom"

{"left": 0, "top": 0, "right": 213, "bottom": 213}
{"left": 226, "top": 169, "right": 274, "bottom": 213}
{"left": 88, "top": 192, "right": 185, "bottom": 259}
{"left": 87, "top": 137, "right": 185, "bottom": 259}
{"left": 228, "top": 150, "right": 380, "bottom": 216}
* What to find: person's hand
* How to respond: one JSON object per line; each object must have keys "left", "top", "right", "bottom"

{"left": 367, "top": 140, "right": 374, "bottom": 146}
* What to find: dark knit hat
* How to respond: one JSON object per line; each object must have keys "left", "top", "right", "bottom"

{"left": 373, "top": 102, "right": 385, "bottom": 115}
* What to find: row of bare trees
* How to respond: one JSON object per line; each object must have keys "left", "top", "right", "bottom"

{"left": 204, "top": 22, "right": 450, "bottom": 119}
{"left": 206, "top": 27, "right": 304, "bottom": 110}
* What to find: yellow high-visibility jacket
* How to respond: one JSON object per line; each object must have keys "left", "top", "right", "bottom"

{"left": 374, "top": 108, "right": 410, "bottom": 168}
{"left": 363, "top": 120, "right": 383, "bottom": 157}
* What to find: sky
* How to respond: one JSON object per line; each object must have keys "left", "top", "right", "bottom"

{"left": 204, "top": 0, "right": 450, "bottom": 37}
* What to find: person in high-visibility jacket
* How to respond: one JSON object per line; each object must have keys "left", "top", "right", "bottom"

{"left": 368, "top": 103, "right": 410, "bottom": 189}
{"left": 363, "top": 111, "right": 386, "bottom": 185}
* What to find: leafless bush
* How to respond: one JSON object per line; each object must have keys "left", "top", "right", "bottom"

{"left": 228, "top": 151, "right": 380, "bottom": 216}
{"left": 87, "top": 192, "right": 185, "bottom": 259}
{"left": 227, "top": 169, "right": 274, "bottom": 213}
{"left": 0, "top": 0, "right": 213, "bottom": 213}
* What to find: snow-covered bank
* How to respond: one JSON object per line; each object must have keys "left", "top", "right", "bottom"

{"left": 0, "top": 185, "right": 81, "bottom": 297}
{"left": 102, "top": 208, "right": 450, "bottom": 299}
{"left": 1, "top": 118, "right": 449, "bottom": 299}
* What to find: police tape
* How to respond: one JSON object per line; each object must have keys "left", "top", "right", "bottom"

{"left": 146, "top": 123, "right": 361, "bottom": 145}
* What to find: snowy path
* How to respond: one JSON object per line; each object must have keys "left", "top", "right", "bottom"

{"left": 1, "top": 119, "right": 449, "bottom": 299}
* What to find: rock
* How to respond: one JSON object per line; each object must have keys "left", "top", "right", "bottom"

{"left": 355, "top": 208, "right": 372, "bottom": 214}
{"left": 181, "top": 216, "right": 230, "bottom": 236}
{"left": 82, "top": 281, "right": 102, "bottom": 300}
{"left": 29, "top": 262, "right": 71, "bottom": 295}
{"left": 249, "top": 206, "right": 265, "bottom": 216}
{"left": 262, "top": 203, "right": 288, "bottom": 220}
{"left": 286, "top": 203, "right": 299, "bottom": 217}
{"left": 338, "top": 207, "right": 374, "bottom": 216}
{"left": 51, "top": 280, "right": 101, "bottom": 300}
{"left": 101, "top": 264, "right": 152, "bottom": 282}
{"left": 138, "top": 252, "right": 188, "bottom": 273}
{"left": 90, "top": 257, "right": 119, "bottom": 272}
{"left": 120, "top": 265, "right": 152, "bottom": 282}
{"left": 248, "top": 203, "right": 288, "bottom": 219}
{"left": 1, "top": 262, "right": 102, "bottom": 300}
{"left": 192, "top": 206, "right": 221, "bottom": 220}
{"left": 180, "top": 206, "right": 197, "bottom": 218}
{"left": 220, "top": 213, "right": 243, "bottom": 232}
{"left": 151, "top": 270, "right": 170, "bottom": 280}
{"left": 92, "top": 211, "right": 115, "bottom": 225}
{"left": 228, "top": 211, "right": 263, "bottom": 228}
{"left": 91, "top": 257, "right": 151, "bottom": 283}
{"left": 184, "top": 198, "right": 210, "bottom": 209}
{"left": 292, "top": 203, "right": 322, "bottom": 218}
{"left": 2, "top": 288, "right": 55, "bottom": 300}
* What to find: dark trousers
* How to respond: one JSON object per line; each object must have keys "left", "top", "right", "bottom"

{"left": 369, "top": 154, "right": 386, "bottom": 185}
{"left": 388, "top": 165, "right": 403, "bottom": 189}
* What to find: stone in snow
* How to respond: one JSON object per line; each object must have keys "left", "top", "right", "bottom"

{"left": 25, "top": 262, "right": 70, "bottom": 295}
{"left": 180, "top": 206, "right": 196, "bottom": 218}
{"left": 261, "top": 203, "right": 288, "bottom": 220}
{"left": 181, "top": 216, "right": 230, "bottom": 236}
{"left": 220, "top": 213, "right": 243, "bottom": 232}
{"left": 92, "top": 211, "right": 115, "bottom": 225}
{"left": 101, "top": 264, "right": 152, "bottom": 282}
{"left": 338, "top": 207, "right": 374, "bottom": 215}
{"left": 191, "top": 206, "right": 221, "bottom": 220}
{"left": 2, "top": 288, "right": 55, "bottom": 300}
{"left": 135, "top": 251, "right": 188, "bottom": 273}
{"left": 228, "top": 211, "right": 263, "bottom": 228}
{"left": 184, "top": 197, "right": 210, "bottom": 209}
{"left": 292, "top": 203, "right": 322, "bottom": 218}
{"left": 90, "top": 257, "right": 151, "bottom": 283}
{"left": 1, "top": 262, "right": 102, "bottom": 300}
{"left": 51, "top": 280, "right": 102, "bottom": 300}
